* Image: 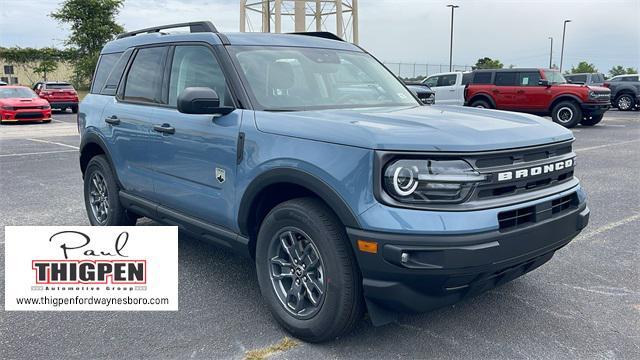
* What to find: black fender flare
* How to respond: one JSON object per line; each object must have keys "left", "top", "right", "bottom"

{"left": 468, "top": 93, "right": 496, "bottom": 108}
{"left": 550, "top": 94, "right": 583, "bottom": 111}
{"left": 79, "top": 131, "right": 121, "bottom": 186}
{"left": 237, "top": 167, "right": 361, "bottom": 236}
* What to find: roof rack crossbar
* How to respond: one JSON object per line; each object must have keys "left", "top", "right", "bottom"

{"left": 116, "top": 21, "right": 217, "bottom": 39}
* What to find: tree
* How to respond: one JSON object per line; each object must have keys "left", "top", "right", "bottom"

{"left": 568, "top": 61, "right": 597, "bottom": 74}
{"left": 609, "top": 65, "right": 638, "bottom": 77}
{"left": 473, "top": 57, "right": 504, "bottom": 70}
{"left": 33, "top": 60, "right": 58, "bottom": 82}
{"left": 50, "top": 0, "right": 124, "bottom": 87}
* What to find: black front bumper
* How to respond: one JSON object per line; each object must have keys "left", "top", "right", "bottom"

{"left": 581, "top": 102, "right": 610, "bottom": 114}
{"left": 347, "top": 202, "right": 589, "bottom": 323}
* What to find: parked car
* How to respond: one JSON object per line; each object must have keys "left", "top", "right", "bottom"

{"left": 603, "top": 74, "right": 639, "bottom": 111}
{"left": 0, "top": 86, "right": 52, "bottom": 123}
{"left": 0, "top": 80, "right": 7, "bottom": 86}
{"left": 33, "top": 81, "right": 79, "bottom": 113}
{"left": 422, "top": 71, "right": 471, "bottom": 105}
{"left": 405, "top": 83, "right": 435, "bottom": 104}
{"left": 564, "top": 73, "right": 605, "bottom": 86}
{"left": 80, "top": 22, "right": 589, "bottom": 342}
{"left": 465, "top": 68, "right": 611, "bottom": 127}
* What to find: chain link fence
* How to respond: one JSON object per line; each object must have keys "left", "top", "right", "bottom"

{"left": 383, "top": 62, "right": 473, "bottom": 81}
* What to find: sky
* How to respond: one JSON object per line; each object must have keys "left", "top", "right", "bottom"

{"left": 1, "top": 0, "right": 638, "bottom": 75}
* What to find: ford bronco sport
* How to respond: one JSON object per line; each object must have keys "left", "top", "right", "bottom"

{"left": 80, "top": 22, "right": 590, "bottom": 342}
{"left": 465, "top": 68, "right": 611, "bottom": 127}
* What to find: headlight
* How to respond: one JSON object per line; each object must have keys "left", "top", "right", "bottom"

{"left": 588, "top": 90, "right": 596, "bottom": 99}
{"left": 40, "top": 105, "right": 51, "bottom": 110}
{"left": 383, "top": 159, "right": 486, "bottom": 204}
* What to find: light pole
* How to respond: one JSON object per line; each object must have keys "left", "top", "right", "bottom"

{"left": 559, "top": 20, "right": 571, "bottom": 72}
{"left": 548, "top": 37, "right": 553, "bottom": 68}
{"left": 447, "top": 4, "right": 459, "bottom": 72}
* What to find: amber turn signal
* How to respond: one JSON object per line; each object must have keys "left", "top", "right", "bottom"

{"left": 357, "top": 240, "right": 378, "bottom": 254}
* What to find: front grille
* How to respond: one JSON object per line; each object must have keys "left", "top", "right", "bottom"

{"left": 466, "top": 141, "right": 576, "bottom": 202}
{"left": 498, "top": 193, "right": 578, "bottom": 231}
{"left": 15, "top": 112, "right": 44, "bottom": 119}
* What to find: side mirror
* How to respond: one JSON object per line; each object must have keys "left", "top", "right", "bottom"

{"left": 538, "top": 79, "right": 550, "bottom": 87}
{"left": 177, "top": 87, "right": 234, "bottom": 115}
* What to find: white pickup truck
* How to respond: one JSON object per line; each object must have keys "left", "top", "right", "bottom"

{"left": 422, "top": 71, "right": 471, "bottom": 106}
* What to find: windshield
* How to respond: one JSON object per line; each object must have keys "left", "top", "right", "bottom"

{"left": 0, "top": 87, "right": 38, "bottom": 99}
{"left": 543, "top": 70, "right": 567, "bottom": 84}
{"left": 229, "top": 46, "right": 419, "bottom": 111}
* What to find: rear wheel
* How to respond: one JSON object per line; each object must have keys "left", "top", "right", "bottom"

{"left": 551, "top": 101, "right": 582, "bottom": 128}
{"left": 470, "top": 99, "right": 491, "bottom": 108}
{"left": 580, "top": 114, "right": 604, "bottom": 126}
{"left": 255, "top": 197, "right": 363, "bottom": 342}
{"left": 71, "top": 105, "right": 78, "bottom": 113}
{"left": 615, "top": 94, "right": 635, "bottom": 111}
{"left": 84, "top": 155, "right": 137, "bottom": 226}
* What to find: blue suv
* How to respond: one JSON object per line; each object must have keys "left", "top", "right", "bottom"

{"left": 79, "top": 22, "right": 590, "bottom": 342}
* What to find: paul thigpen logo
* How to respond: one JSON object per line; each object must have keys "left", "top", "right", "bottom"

{"left": 32, "top": 231, "right": 147, "bottom": 285}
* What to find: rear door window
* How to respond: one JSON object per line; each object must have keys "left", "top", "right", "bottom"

{"left": 91, "top": 53, "right": 121, "bottom": 94}
{"left": 123, "top": 46, "right": 168, "bottom": 104}
{"left": 495, "top": 72, "right": 517, "bottom": 86}
{"left": 518, "top": 72, "right": 542, "bottom": 86}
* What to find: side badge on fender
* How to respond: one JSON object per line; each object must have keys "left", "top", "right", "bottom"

{"left": 215, "top": 167, "right": 226, "bottom": 184}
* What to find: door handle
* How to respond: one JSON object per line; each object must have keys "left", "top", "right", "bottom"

{"left": 104, "top": 116, "right": 120, "bottom": 125}
{"left": 517, "top": 90, "right": 525, "bottom": 94}
{"left": 448, "top": 89, "right": 456, "bottom": 92}
{"left": 153, "top": 123, "right": 175, "bottom": 134}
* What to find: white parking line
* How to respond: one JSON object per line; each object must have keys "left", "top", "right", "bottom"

{"left": 26, "top": 138, "right": 79, "bottom": 150}
{"left": 574, "top": 139, "right": 640, "bottom": 153}
{"left": 0, "top": 149, "right": 77, "bottom": 158}
{"left": 573, "top": 213, "right": 640, "bottom": 244}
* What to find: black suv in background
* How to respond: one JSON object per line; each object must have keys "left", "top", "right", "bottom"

{"left": 565, "top": 73, "right": 605, "bottom": 86}
{"left": 603, "top": 74, "right": 640, "bottom": 111}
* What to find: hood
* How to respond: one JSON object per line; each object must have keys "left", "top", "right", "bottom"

{"left": 255, "top": 105, "right": 574, "bottom": 152}
{"left": 554, "top": 83, "right": 609, "bottom": 92}
{"left": 0, "top": 97, "right": 49, "bottom": 107}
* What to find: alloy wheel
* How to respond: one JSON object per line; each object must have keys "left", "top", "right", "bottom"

{"left": 268, "top": 227, "right": 326, "bottom": 319}
{"left": 557, "top": 106, "right": 574, "bottom": 123}
{"left": 618, "top": 96, "right": 632, "bottom": 110}
{"left": 89, "top": 171, "right": 109, "bottom": 224}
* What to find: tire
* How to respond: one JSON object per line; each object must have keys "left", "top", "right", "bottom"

{"left": 255, "top": 197, "right": 364, "bottom": 342}
{"left": 71, "top": 105, "right": 79, "bottom": 113}
{"left": 615, "top": 94, "right": 635, "bottom": 111}
{"left": 580, "top": 114, "right": 604, "bottom": 126}
{"left": 551, "top": 101, "right": 582, "bottom": 128}
{"left": 470, "top": 99, "right": 491, "bottom": 109}
{"left": 42, "top": 119, "right": 52, "bottom": 124}
{"left": 84, "top": 155, "right": 137, "bottom": 226}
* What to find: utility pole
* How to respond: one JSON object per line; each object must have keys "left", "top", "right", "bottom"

{"left": 560, "top": 20, "right": 571, "bottom": 73}
{"left": 548, "top": 37, "right": 553, "bottom": 68}
{"left": 447, "top": 4, "right": 459, "bottom": 72}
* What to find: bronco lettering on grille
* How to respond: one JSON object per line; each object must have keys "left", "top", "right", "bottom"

{"left": 497, "top": 158, "right": 574, "bottom": 182}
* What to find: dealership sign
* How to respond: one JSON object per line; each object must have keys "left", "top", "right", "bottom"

{"left": 4, "top": 226, "right": 178, "bottom": 311}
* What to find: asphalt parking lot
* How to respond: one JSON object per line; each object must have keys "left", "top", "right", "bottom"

{"left": 1, "top": 109, "right": 639, "bottom": 359}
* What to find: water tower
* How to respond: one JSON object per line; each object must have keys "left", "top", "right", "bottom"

{"left": 240, "top": 0, "right": 359, "bottom": 44}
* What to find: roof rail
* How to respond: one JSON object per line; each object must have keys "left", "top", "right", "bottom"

{"left": 290, "top": 32, "right": 344, "bottom": 42}
{"left": 116, "top": 21, "right": 217, "bottom": 40}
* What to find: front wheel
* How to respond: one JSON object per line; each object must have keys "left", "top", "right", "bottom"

{"left": 615, "top": 94, "right": 635, "bottom": 111}
{"left": 580, "top": 114, "right": 604, "bottom": 126}
{"left": 551, "top": 101, "right": 582, "bottom": 128}
{"left": 84, "top": 155, "right": 137, "bottom": 226}
{"left": 255, "top": 198, "right": 364, "bottom": 342}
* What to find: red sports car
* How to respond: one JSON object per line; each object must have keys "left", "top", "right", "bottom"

{"left": 0, "top": 86, "right": 52, "bottom": 123}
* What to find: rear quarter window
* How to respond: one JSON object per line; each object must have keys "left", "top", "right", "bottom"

{"left": 471, "top": 72, "right": 492, "bottom": 84}
{"left": 91, "top": 52, "right": 122, "bottom": 94}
